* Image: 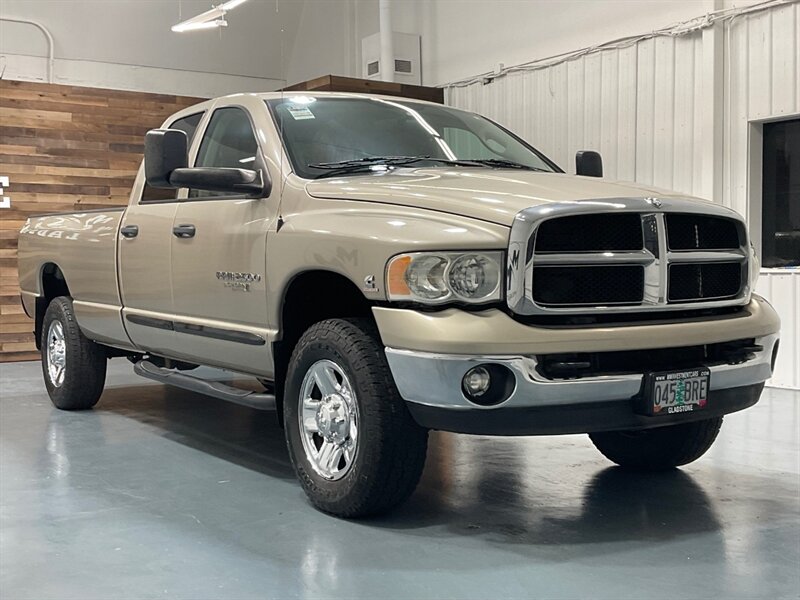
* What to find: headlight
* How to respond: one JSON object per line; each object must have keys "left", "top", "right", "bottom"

{"left": 386, "top": 251, "right": 503, "bottom": 304}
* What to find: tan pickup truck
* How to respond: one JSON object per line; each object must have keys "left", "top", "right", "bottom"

{"left": 18, "top": 92, "right": 780, "bottom": 517}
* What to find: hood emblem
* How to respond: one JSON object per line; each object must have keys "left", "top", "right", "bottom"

{"left": 645, "top": 197, "right": 663, "bottom": 209}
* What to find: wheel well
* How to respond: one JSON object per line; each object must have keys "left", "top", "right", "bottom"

{"left": 35, "top": 263, "right": 70, "bottom": 349}
{"left": 272, "top": 271, "right": 373, "bottom": 419}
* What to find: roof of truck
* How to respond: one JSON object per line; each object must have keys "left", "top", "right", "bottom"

{"left": 170, "top": 91, "right": 445, "bottom": 117}
{"left": 238, "top": 90, "right": 442, "bottom": 105}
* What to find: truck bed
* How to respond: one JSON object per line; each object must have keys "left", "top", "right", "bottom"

{"left": 18, "top": 208, "right": 131, "bottom": 349}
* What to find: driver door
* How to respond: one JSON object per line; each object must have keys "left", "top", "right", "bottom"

{"left": 167, "top": 101, "right": 278, "bottom": 376}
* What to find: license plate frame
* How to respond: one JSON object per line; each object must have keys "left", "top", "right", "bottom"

{"left": 643, "top": 367, "right": 711, "bottom": 416}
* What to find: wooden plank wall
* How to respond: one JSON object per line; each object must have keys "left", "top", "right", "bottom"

{"left": 0, "top": 80, "right": 201, "bottom": 362}
{"left": 283, "top": 74, "right": 445, "bottom": 104}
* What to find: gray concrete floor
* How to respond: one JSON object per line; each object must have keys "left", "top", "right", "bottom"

{"left": 1, "top": 359, "right": 798, "bottom": 600}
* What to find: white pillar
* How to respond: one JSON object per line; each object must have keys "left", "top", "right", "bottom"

{"left": 700, "top": 21, "right": 723, "bottom": 203}
{"left": 379, "top": 0, "right": 394, "bottom": 82}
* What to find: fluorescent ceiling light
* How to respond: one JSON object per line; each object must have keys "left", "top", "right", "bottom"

{"left": 172, "top": 19, "right": 227, "bottom": 33}
{"left": 171, "top": 0, "right": 249, "bottom": 33}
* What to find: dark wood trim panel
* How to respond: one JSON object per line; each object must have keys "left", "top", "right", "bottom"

{"left": 0, "top": 80, "right": 202, "bottom": 361}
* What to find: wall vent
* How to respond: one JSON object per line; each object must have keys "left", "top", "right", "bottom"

{"left": 361, "top": 32, "right": 421, "bottom": 84}
{"left": 394, "top": 59, "right": 412, "bottom": 74}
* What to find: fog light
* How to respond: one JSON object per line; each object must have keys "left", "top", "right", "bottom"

{"left": 463, "top": 366, "right": 491, "bottom": 397}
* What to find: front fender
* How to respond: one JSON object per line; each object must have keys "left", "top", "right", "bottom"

{"left": 265, "top": 198, "right": 509, "bottom": 331}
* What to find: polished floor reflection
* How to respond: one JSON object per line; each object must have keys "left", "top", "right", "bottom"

{"left": 1, "top": 360, "right": 798, "bottom": 600}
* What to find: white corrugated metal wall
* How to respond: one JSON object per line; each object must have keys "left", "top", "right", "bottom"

{"left": 445, "top": 2, "right": 799, "bottom": 388}
{"left": 447, "top": 34, "right": 707, "bottom": 194}
{"left": 757, "top": 271, "right": 800, "bottom": 389}
{"left": 727, "top": 4, "right": 800, "bottom": 389}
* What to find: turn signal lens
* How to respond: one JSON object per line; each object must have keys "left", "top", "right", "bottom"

{"left": 387, "top": 255, "right": 412, "bottom": 297}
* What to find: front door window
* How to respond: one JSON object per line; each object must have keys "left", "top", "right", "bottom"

{"left": 190, "top": 107, "right": 260, "bottom": 198}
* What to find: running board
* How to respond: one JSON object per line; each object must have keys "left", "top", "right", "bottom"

{"left": 134, "top": 360, "right": 276, "bottom": 410}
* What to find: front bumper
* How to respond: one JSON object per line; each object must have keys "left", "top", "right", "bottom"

{"left": 404, "top": 384, "right": 765, "bottom": 435}
{"left": 378, "top": 297, "right": 780, "bottom": 436}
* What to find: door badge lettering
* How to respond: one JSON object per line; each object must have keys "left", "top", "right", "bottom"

{"left": 216, "top": 271, "right": 262, "bottom": 292}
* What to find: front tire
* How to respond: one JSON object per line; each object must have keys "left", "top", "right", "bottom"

{"left": 41, "top": 297, "right": 107, "bottom": 410}
{"left": 589, "top": 417, "right": 723, "bottom": 470}
{"left": 284, "top": 318, "right": 428, "bottom": 518}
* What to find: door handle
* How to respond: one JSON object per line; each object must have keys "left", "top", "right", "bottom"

{"left": 172, "top": 224, "right": 196, "bottom": 238}
{"left": 120, "top": 225, "right": 139, "bottom": 238}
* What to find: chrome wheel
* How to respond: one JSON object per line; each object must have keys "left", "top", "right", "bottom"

{"left": 46, "top": 320, "right": 66, "bottom": 388}
{"left": 298, "top": 359, "right": 359, "bottom": 481}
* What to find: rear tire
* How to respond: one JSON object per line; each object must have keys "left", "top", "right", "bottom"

{"left": 41, "top": 297, "right": 107, "bottom": 410}
{"left": 284, "top": 318, "right": 428, "bottom": 518}
{"left": 589, "top": 417, "right": 723, "bottom": 470}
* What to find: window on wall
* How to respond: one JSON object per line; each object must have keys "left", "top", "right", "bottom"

{"left": 140, "top": 112, "right": 204, "bottom": 202}
{"left": 762, "top": 119, "right": 800, "bottom": 267}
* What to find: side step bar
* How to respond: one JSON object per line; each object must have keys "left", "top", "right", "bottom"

{"left": 133, "top": 360, "right": 276, "bottom": 411}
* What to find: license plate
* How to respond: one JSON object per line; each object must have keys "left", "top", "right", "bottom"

{"left": 644, "top": 368, "right": 710, "bottom": 416}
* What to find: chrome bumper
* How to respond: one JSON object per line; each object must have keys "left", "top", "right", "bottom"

{"left": 384, "top": 334, "right": 779, "bottom": 411}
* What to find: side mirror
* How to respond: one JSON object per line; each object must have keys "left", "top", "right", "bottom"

{"left": 145, "top": 129, "right": 187, "bottom": 187}
{"left": 144, "top": 128, "right": 269, "bottom": 197}
{"left": 576, "top": 150, "right": 603, "bottom": 177}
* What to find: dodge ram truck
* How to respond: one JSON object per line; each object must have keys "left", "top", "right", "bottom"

{"left": 18, "top": 92, "right": 781, "bottom": 517}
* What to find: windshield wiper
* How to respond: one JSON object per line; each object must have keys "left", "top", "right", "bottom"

{"left": 307, "top": 155, "right": 548, "bottom": 178}
{"left": 308, "top": 156, "right": 479, "bottom": 178}
{"left": 463, "top": 158, "right": 549, "bottom": 172}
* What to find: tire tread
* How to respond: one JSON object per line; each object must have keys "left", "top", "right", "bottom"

{"left": 285, "top": 318, "right": 428, "bottom": 517}
{"left": 42, "top": 297, "right": 106, "bottom": 410}
{"left": 589, "top": 417, "right": 723, "bottom": 470}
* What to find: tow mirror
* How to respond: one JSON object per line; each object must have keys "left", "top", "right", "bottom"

{"left": 576, "top": 150, "right": 603, "bottom": 177}
{"left": 145, "top": 129, "right": 188, "bottom": 188}
{"left": 169, "top": 167, "right": 267, "bottom": 196}
{"left": 144, "top": 128, "right": 269, "bottom": 197}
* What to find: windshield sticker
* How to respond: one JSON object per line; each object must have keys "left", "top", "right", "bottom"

{"left": 287, "top": 106, "right": 315, "bottom": 120}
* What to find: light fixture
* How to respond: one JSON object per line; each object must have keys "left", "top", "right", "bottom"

{"left": 171, "top": 0, "right": 250, "bottom": 33}
{"left": 172, "top": 19, "right": 227, "bottom": 33}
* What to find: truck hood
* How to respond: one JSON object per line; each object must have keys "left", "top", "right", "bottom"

{"left": 306, "top": 168, "right": 708, "bottom": 227}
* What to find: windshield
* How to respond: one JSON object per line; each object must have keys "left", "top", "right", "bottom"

{"left": 266, "top": 96, "right": 560, "bottom": 179}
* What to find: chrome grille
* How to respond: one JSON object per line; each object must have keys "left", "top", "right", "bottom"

{"left": 668, "top": 262, "right": 743, "bottom": 302}
{"left": 532, "top": 265, "right": 644, "bottom": 306}
{"left": 666, "top": 214, "right": 741, "bottom": 250}
{"left": 535, "top": 213, "right": 644, "bottom": 252}
{"left": 506, "top": 198, "right": 751, "bottom": 315}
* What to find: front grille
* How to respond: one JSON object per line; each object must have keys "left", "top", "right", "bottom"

{"left": 535, "top": 213, "right": 643, "bottom": 252}
{"left": 668, "top": 262, "right": 743, "bottom": 302}
{"left": 532, "top": 266, "right": 644, "bottom": 306}
{"left": 666, "top": 214, "right": 741, "bottom": 250}
{"left": 507, "top": 200, "right": 750, "bottom": 315}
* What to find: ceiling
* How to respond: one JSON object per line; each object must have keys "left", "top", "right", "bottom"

{"left": 0, "top": 0, "right": 305, "bottom": 82}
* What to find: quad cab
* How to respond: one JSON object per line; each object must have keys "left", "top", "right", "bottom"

{"left": 19, "top": 93, "right": 780, "bottom": 517}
